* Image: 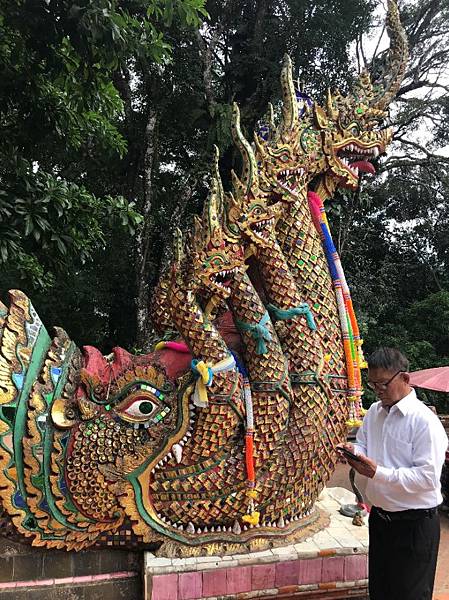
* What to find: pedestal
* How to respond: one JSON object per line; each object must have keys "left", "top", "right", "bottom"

{"left": 144, "top": 488, "right": 369, "bottom": 599}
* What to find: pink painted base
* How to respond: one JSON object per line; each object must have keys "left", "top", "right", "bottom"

{"left": 147, "top": 553, "right": 368, "bottom": 599}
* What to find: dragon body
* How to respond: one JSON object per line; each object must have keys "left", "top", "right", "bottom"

{"left": 0, "top": 1, "right": 407, "bottom": 555}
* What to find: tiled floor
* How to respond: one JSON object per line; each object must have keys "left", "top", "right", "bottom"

{"left": 328, "top": 463, "right": 449, "bottom": 598}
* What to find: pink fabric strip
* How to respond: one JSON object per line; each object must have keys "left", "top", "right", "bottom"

{"left": 162, "top": 341, "right": 190, "bottom": 353}
{"left": 307, "top": 190, "right": 323, "bottom": 233}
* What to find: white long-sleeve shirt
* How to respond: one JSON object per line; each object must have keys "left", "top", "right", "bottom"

{"left": 353, "top": 389, "right": 448, "bottom": 511}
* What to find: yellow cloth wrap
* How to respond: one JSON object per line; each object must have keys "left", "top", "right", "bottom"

{"left": 191, "top": 355, "right": 236, "bottom": 408}
{"left": 242, "top": 511, "right": 260, "bottom": 525}
{"left": 154, "top": 341, "right": 166, "bottom": 351}
{"left": 346, "top": 418, "right": 363, "bottom": 427}
{"left": 193, "top": 360, "right": 212, "bottom": 407}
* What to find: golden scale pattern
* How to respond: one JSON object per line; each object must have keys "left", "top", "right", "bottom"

{"left": 276, "top": 203, "right": 351, "bottom": 479}
{"left": 255, "top": 241, "right": 341, "bottom": 501}
{"left": 276, "top": 195, "right": 347, "bottom": 387}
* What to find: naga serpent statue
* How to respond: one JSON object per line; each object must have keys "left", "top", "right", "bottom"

{"left": 0, "top": 1, "right": 407, "bottom": 555}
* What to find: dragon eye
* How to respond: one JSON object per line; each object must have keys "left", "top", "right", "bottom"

{"left": 122, "top": 398, "right": 157, "bottom": 419}
{"left": 349, "top": 123, "right": 361, "bottom": 136}
{"left": 113, "top": 383, "right": 171, "bottom": 423}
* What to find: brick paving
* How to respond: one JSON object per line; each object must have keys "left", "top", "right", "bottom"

{"left": 329, "top": 463, "right": 449, "bottom": 598}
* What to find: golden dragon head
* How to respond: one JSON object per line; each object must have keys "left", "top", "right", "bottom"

{"left": 192, "top": 158, "right": 246, "bottom": 300}
{"left": 226, "top": 103, "right": 281, "bottom": 249}
{"left": 315, "top": 0, "right": 408, "bottom": 191}
{"left": 253, "top": 0, "right": 408, "bottom": 196}
{"left": 0, "top": 290, "right": 193, "bottom": 550}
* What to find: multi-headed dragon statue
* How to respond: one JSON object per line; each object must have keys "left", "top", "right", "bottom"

{"left": 0, "top": 1, "right": 407, "bottom": 555}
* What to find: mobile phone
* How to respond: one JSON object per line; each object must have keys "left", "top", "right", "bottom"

{"left": 337, "top": 447, "right": 362, "bottom": 462}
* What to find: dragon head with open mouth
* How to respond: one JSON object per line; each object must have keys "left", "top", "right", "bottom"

{"left": 226, "top": 103, "right": 282, "bottom": 249}
{"left": 316, "top": 0, "right": 408, "bottom": 192}
{"left": 251, "top": 0, "right": 407, "bottom": 200}
{"left": 192, "top": 174, "right": 245, "bottom": 300}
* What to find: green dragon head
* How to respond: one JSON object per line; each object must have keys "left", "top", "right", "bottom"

{"left": 0, "top": 290, "right": 193, "bottom": 550}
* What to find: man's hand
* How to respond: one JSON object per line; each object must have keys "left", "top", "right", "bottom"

{"left": 337, "top": 442, "right": 355, "bottom": 454}
{"left": 336, "top": 443, "right": 377, "bottom": 479}
{"left": 347, "top": 453, "right": 377, "bottom": 478}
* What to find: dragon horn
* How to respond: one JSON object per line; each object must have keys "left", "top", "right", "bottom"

{"left": 253, "top": 130, "right": 266, "bottom": 158}
{"left": 173, "top": 227, "right": 184, "bottom": 264}
{"left": 267, "top": 103, "right": 276, "bottom": 133}
{"left": 192, "top": 214, "right": 203, "bottom": 255}
{"left": 231, "top": 103, "right": 259, "bottom": 196}
{"left": 370, "top": 0, "right": 408, "bottom": 110}
{"left": 222, "top": 191, "right": 242, "bottom": 242}
{"left": 326, "top": 88, "right": 339, "bottom": 121}
{"left": 279, "top": 55, "right": 298, "bottom": 135}
{"left": 212, "top": 145, "right": 225, "bottom": 217}
{"left": 202, "top": 176, "right": 224, "bottom": 249}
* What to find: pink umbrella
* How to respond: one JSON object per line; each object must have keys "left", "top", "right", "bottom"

{"left": 409, "top": 367, "right": 449, "bottom": 393}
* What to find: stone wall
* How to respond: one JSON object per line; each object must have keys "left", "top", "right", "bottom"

{"left": 0, "top": 536, "right": 142, "bottom": 599}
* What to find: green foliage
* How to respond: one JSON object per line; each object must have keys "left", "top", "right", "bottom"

{"left": 0, "top": 0, "right": 206, "bottom": 293}
{"left": 0, "top": 154, "right": 142, "bottom": 285}
{"left": 10, "top": 0, "right": 447, "bottom": 381}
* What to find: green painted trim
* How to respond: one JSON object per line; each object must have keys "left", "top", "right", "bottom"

{"left": 13, "top": 323, "right": 51, "bottom": 533}
{"left": 43, "top": 342, "right": 89, "bottom": 531}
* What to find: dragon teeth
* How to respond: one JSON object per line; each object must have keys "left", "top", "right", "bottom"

{"left": 172, "top": 443, "right": 183, "bottom": 463}
{"left": 186, "top": 522, "right": 195, "bottom": 534}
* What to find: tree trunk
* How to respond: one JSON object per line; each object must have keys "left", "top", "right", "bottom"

{"left": 135, "top": 107, "right": 158, "bottom": 351}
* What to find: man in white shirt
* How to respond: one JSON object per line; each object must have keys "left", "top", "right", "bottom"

{"left": 337, "top": 347, "right": 448, "bottom": 600}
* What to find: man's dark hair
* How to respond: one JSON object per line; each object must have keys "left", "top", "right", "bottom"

{"left": 367, "top": 347, "right": 409, "bottom": 372}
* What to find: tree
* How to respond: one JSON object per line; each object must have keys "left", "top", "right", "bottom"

{"left": 0, "top": 0, "right": 207, "bottom": 346}
{"left": 327, "top": 0, "right": 449, "bottom": 414}
{"left": 119, "top": 0, "right": 378, "bottom": 348}
{"left": 0, "top": 0, "right": 206, "bottom": 288}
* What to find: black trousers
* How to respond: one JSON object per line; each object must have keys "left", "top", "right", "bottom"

{"left": 368, "top": 506, "right": 440, "bottom": 600}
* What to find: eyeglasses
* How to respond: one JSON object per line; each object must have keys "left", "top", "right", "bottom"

{"left": 367, "top": 371, "right": 403, "bottom": 391}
